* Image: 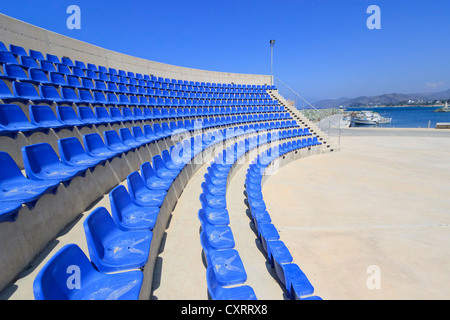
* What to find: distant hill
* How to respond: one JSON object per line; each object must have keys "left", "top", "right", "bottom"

{"left": 313, "top": 89, "right": 450, "bottom": 108}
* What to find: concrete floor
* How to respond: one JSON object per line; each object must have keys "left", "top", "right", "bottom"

{"left": 263, "top": 128, "right": 450, "bottom": 299}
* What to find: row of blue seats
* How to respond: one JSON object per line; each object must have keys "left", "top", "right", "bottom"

{"left": 245, "top": 142, "right": 322, "bottom": 300}
{"left": 199, "top": 127, "right": 313, "bottom": 300}
{"left": 0, "top": 64, "right": 274, "bottom": 98}
{"left": 0, "top": 80, "right": 278, "bottom": 110}
{"left": 0, "top": 62, "right": 270, "bottom": 96}
{"left": 0, "top": 42, "right": 275, "bottom": 92}
{"left": 0, "top": 103, "right": 295, "bottom": 138}
{"left": 200, "top": 139, "right": 263, "bottom": 300}
{"left": 32, "top": 120, "right": 259, "bottom": 299}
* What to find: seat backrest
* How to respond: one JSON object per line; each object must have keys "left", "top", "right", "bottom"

{"left": 104, "top": 130, "right": 125, "bottom": 147}
{"left": 13, "top": 81, "right": 40, "bottom": 99}
{"left": 83, "top": 133, "right": 106, "bottom": 153}
{"left": 33, "top": 244, "right": 94, "bottom": 300}
{"left": 0, "top": 104, "right": 31, "bottom": 127}
{"left": 94, "top": 106, "right": 111, "bottom": 121}
{"left": 29, "top": 105, "right": 59, "bottom": 124}
{"left": 40, "top": 84, "right": 61, "bottom": 100}
{"left": 77, "top": 106, "right": 99, "bottom": 122}
{"left": 0, "top": 51, "right": 18, "bottom": 64}
{"left": 5, "top": 64, "right": 28, "bottom": 80}
{"left": 29, "top": 49, "right": 45, "bottom": 61}
{"left": 58, "top": 137, "right": 86, "bottom": 163}
{"left": 84, "top": 207, "right": 117, "bottom": 260}
{"left": 0, "top": 151, "right": 25, "bottom": 182}
{"left": 22, "top": 142, "right": 61, "bottom": 175}
{"left": 109, "top": 184, "right": 133, "bottom": 223}
{"left": 57, "top": 105, "right": 79, "bottom": 122}
{"left": 29, "top": 68, "right": 49, "bottom": 83}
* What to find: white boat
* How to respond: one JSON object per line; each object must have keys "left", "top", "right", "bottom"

{"left": 351, "top": 110, "right": 391, "bottom": 125}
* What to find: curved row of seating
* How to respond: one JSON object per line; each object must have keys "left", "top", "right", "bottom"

{"left": 1, "top": 42, "right": 274, "bottom": 93}
{"left": 0, "top": 103, "right": 291, "bottom": 138}
{"left": 0, "top": 79, "right": 279, "bottom": 107}
{"left": 198, "top": 125, "right": 318, "bottom": 300}
{"left": 244, "top": 141, "right": 323, "bottom": 300}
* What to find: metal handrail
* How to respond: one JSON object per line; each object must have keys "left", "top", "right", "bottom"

{"left": 273, "top": 76, "right": 343, "bottom": 148}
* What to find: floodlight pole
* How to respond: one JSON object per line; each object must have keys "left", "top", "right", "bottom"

{"left": 270, "top": 40, "right": 275, "bottom": 85}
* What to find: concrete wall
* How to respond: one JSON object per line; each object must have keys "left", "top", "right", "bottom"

{"left": 0, "top": 13, "right": 271, "bottom": 85}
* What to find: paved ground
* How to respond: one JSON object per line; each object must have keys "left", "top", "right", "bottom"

{"left": 263, "top": 128, "right": 450, "bottom": 299}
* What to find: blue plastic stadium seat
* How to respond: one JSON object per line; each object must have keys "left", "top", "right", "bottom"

{"left": 132, "top": 126, "right": 155, "bottom": 144}
{"left": 56, "top": 105, "right": 84, "bottom": 127}
{"left": 83, "top": 207, "right": 153, "bottom": 273}
{"left": 103, "top": 130, "right": 132, "bottom": 153}
{"left": 83, "top": 133, "right": 121, "bottom": 160}
{"left": 0, "top": 41, "right": 8, "bottom": 52}
{"left": 0, "top": 79, "right": 14, "bottom": 103}
{"left": 0, "top": 51, "right": 19, "bottom": 65}
{"left": 58, "top": 137, "right": 105, "bottom": 169}
{"left": 29, "top": 104, "right": 70, "bottom": 131}
{"left": 126, "top": 171, "right": 166, "bottom": 207}
{"left": 0, "top": 103, "right": 42, "bottom": 136}
{"left": 13, "top": 81, "right": 53, "bottom": 104}
{"left": 94, "top": 106, "right": 115, "bottom": 124}
{"left": 199, "top": 194, "right": 230, "bottom": 226}
{"left": 200, "top": 231, "right": 247, "bottom": 286}
{"left": 61, "top": 87, "right": 82, "bottom": 105}
{"left": 109, "top": 184, "right": 159, "bottom": 231}
{"left": 2, "top": 64, "right": 37, "bottom": 84}
{"left": 0, "top": 151, "right": 60, "bottom": 210}
{"left": 140, "top": 162, "right": 173, "bottom": 191}
{"left": 29, "top": 49, "right": 45, "bottom": 61}
{"left": 78, "top": 89, "right": 95, "bottom": 104}
{"left": 22, "top": 142, "right": 88, "bottom": 186}
{"left": 77, "top": 106, "right": 103, "bottom": 126}
{"left": 206, "top": 267, "right": 257, "bottom": 300}
{"left": 198, "top": 209, "right": 235, "bottom": 250}
{"left": 119, "top": 127, "right": 142, "bottom": 148}
{"left": 152, "top": 154, "right": 179, "bottom": 180}
{"left": 29, "top": 68, "right": 51, "bottom": 85}
{"left": 46, "top": 54, "right": 60, "bottom": 64}
{"left": 33, "top": 244, "right": 144, "bottom": 300}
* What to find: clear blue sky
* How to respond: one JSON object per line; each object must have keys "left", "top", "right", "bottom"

{"left": 1, "top": 0, "right": 449, "bottom": 102}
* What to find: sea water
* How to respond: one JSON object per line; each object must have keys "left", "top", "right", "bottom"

{"left": 346, "top": 106, "right": 450, "bottom": 128}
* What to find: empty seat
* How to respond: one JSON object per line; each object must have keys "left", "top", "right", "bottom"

{"left": 103, "top": 130, "right": 132, "bottom": 153}
{"left": 0, "top": 151, "right": 60, "bottom": 209}
{"left": 109, "top": 184, "right": 160, "bottom": 231}
{"left": 58, "top": 137, "right": 105, "bottom": 169}
{"left": 0, "top": 79, "right": 14, "bottom": 103}
{"left": 22, "top": 142, "right": 88, "bottom": 186}
{"left": 0, "top": 104, "right": 42, "bottom": 136}
{"left": 29, "top": 104, "right": 69, "bottom": 130}
{"left": 77, "top": 106, "right": 103, "bottom": 125}
{"left": 140, "top": 162, "right": 173, "bottom": 191}
{"left": 83, "top": 133, "right": 121, "bottom": 160}
{"left": 12, "top": 81, "right": 52, "bottom": 104}
{"left": 83, "top": 207, "right": 153, "bottom": 273}
{"left": 126, "top": 171, "right": 166, "bottom": 207}
{"left": 200, "top": 231, "right": 247, "bottom": 286}
{"left": 206, "top": 267, "right": 256, "bottom": 300}
{"left": 33, "top": 244, "right": 144, "bottom": 300}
